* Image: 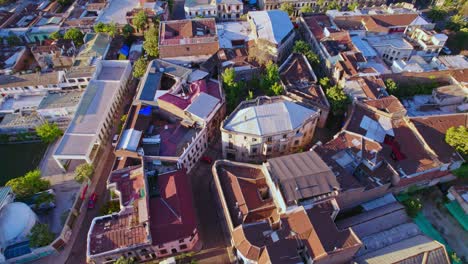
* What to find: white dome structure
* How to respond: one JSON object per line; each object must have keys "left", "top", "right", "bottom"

{"left": 0, "top": 202, "right": 37, "bottom": 247}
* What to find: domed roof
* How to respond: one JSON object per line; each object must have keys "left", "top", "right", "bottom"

{"left": 0, "top": 202, "right": 37, "bottom": 247}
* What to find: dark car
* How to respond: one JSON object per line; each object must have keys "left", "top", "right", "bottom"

{"left": 88, "top": 192, "right": 97, "bottom": 209}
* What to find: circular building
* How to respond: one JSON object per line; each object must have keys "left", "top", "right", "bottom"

{"left": 0, "top": 202, "right": 37, "bottom": 247}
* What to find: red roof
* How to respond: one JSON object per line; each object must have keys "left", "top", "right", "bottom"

{"left": 150, "top": 169, "right": 198, "bottom": 245}
{"left": 158, "top": 79, "right": 221, "bottom": 110}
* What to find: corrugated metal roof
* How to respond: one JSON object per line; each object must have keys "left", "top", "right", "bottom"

{"left": 0, "top": 187, "right": 12, "bottom": 207}
{"left": 249, "top": 10, "right": 293, "bottom": 44}
{"left": 267, "top": 151, "right": 339, "bottom": 203}
{"left": 186, "top": 92, "right": 219, "bottom": 119}
{"left": 224, "top": 101, "right": 316, "bottom": 136}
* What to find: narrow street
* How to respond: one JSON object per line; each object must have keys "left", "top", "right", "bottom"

{"left": 187, "top": 142, "right": 232, "bottom": 264}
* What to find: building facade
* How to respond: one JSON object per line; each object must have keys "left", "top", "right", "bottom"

{"left": 221, "top": 96, "right": 319, "bottom": 162}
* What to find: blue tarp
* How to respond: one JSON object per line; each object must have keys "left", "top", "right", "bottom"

{"left": 139, "top": 106, "right": 152, "bottom": 116}
{"left": 249, "top": 0, "right": 256, "bottom": 4}
{"left": 119, "top": 45, "right": 130, "bottom": 57}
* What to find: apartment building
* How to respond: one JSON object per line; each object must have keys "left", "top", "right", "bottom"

{"left": 115, "top": 59, "right": 225, "bottom": 173}
{"left": 53, "top": 60, "right": 132, "bottom": 171}
{"left": 221, "top": 96, "right": 319, "bottom": 162}
{"left": 87, "top": 161, "right": 200, "bottom": 263}
{"left": 247, "top": 10, "right": 295, "bottom": 62}
{"left": 212, "top": 160, "right": 363, "bottom": 264}
{"left": 279, "top": 53, "right": 330, "bottom": 128}
{"left": 184, "top": 0, "right": 243, "bottom": 20}
{"left": 36, "top": 90, "right": 84, "bottom": 129}
{"left": 158, "top": 18, "right": 219, "bottom": 60}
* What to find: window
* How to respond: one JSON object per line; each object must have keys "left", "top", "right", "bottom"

{"left": 267, "top": 147, "right": 272, "bottom": 152}
{"left": 267, "top": 137, "right": 272, "bottom": 142}
{"left": 228, "top": 142, "right": 233, "bottom": 149}
{"left": 294, "top": 140, "right": 299, "bottom": 145}
{"left": 252, "top": 148, "right": 257, "bottom": 153}
{"left": 282, "top": 134, "right": 287, "bottom": 139}
{"left": 179, "top": 239, "right": 184, "bottom": 243}
{"left": 252, "top": 138, "right": 257, "bottom": 142}
{"left": 180, "top": 244, "right": 187, "bottom": 250}
{"left": 229, "top": 134, "right": 232, "bottom": 138}
{"left": 160, "top": 249, "right": 168, "bottom": 254}
{"left": 244, "top": 136, "right": 247, "bottom": 140}
{"left": 186, "top": 47, "right": 190, "bottom": 51}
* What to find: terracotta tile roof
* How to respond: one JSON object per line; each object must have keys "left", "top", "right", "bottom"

{"left": 303, "top": 15, "right": 334, "bottom": 40}
{"left": 216, "top": 164, "right": 278, "bottom": 227}
{"left": 344, "top": 100, "right": 441, "bottom": 175}
{"left": 362, "top": 95, "right": 406, "bottom": 115}
{"left": 451, "top": 69, "right": 468, "bottom": 84}
{"left": 149, "top": 168, "right": 198, "bottom": 245}
{"left": 410, "top": 114, "right": 467, "bottom": 163}
{"left": 354, "top": 77, "right": 387, "bottom": 100}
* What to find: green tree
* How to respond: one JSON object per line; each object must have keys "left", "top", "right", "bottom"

{"left": 319, "top": 77, "right": 330, "bottom": 88}
{"left": 133, "top": 57, "right": 148, "bottom": 78}
{"left": 36, "top": 122, "right": 62, "bottom": 143}
{"left": 222, "top": 68, "right": 240, "bottom": 112}
{"left": 292, "top": 40, "right": 319, "bottom": 66}
{"left": 122, "top": 24, "right": 134, "bottom": 38}
{"left": 104, "top": 22, "right": 118, "bottom": 37}
{"left": 28, "top": 223, "right": 55, "bottom": 248}
{"left": 115, "top": 256, "right": 135, "bottom": 264}
{"left": 280, "top": 3, "right": 295, "bottom": 16}
{"left": 246, "top": 90, "right": 254, "bottom": 100}
{"left": 5, "top": 170, "right": 50, "bottom": 200}
{"left": 100, "top": 200, "right": 120, "bottom": 215}
{"left": 385, "top": 78, "right": 398, "bottom": 95}
{"left": 57, "top": 0, "right": 73, "bottom": 6}
{"left": 50, "top": 31, "right": 62, "bottom": 40}
{"left": 427, "top": 7, "right": 448, "bottom": 22}
{"left": 6, "top": 35, "right": 21, "bottom": 46}
{"left": 64, "top": 28, "right": 84, "bottom": 46}
{"left": 445, "top": 126, "right": 468, "bottom": 156}
{"left": 347, "top": 2, "right": 359, "bottom": 10}
{"left": 260, "top": 61, "right": 281, "bottom": 95}
{"left": 74, "top": 163, "right": 94, "bottom": 183}
{"left": 326, "top": 85, "right": 349, "bottom": 115}
{"left": 143, "top": 25, "right": 159, "bottom": 57}
{"left": 132, "top": 10, "right": 148, "bottom": 32}
{"left": 300, "top": 5, "right": 313, "bottom": 13}
{"left": 402, "top": 197, "right": 422, "bottom": 218}
{"left": 270, "top": 82, "right": 283, "bottom": 96}
{"left": 326, "top": 1, "right": 340, "bottom": 10}
{"left": 452, "top": 163, "right": 467, "bottom": 179}
{"left": 93, "top": 22, "right": 106, "bottom": 33}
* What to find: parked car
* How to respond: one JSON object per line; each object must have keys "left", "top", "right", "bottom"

{"left": 201, "top": 156, "right": 213, "bottom": 164}
{"left": 88, "top": 192, "right": 97, "bottom": 209}
{"left": 442, "top": 46, "right": 452, "bottom": 55}
{"left": 112, "top": 134, "right": 119, "bottom": 147}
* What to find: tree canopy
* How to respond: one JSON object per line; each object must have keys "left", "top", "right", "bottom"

{"left": 143, "top": 25, "right": 159, "bottom": 57}
{"left": 64, "top": 28, "right": 84, "bottom": 46}
{"left": 280, "top": 3, "right": 295, "bottom": 16}
{"left": 292, "top": 40, "right": 319, "bottom": 66}
{"left": 384, "top": 78, "right": 398, "bottom": 94}
{"left": 347, "top": 2, "right": 359, "bottom": 11}
{"left": 132, "top": 10, "right": 148, "bottom": 32}
{"left": 300, "top": 5, "right": 313, "bottom": 13}
{"left": 100, "top": 200, "right": 121, "bottom": 216}
{"left": 36, "top": 122, "right": 62, "bottom": 143}
{"left": 122, "top": 24, "right": 134, "bottom": 38}
{"left": 6, "top": 170, "right": 50, "bottom": 200}
{"left": 74, "top": 163, "right": 94, "bottom": 183}
{"left": 28, "top": 223, "right": 55, "bottom": 248}
{"left": 94, "top": 22, "right": 118, "bottom": 37}
{"left": 222, "top": 68, "right": 241, "bottom": 112}
{"left": 50, "top": 31, "right": 62, "bottom": 40}
{"left": 115, "top": 256, "right": 135, "bottom": 264}
{"left": 133, "top": 57, "right": 148, "bottom": 78}
{"left": 326, "top": 85, "right": 350, "bottom": 115}
{"left": 6, "top": 35, "right": 21, "bottom": 46}
{"left": 445, "top": 126, "right": 468, "bottom": 156}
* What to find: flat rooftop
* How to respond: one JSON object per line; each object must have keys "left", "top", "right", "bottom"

{"left": 217, "top": 21, "right": 253, "bottom": 49}
{"left": 96, "top": 0, "right": 137, "bottom": 24}
{"left": 0, "top": 94, "right": 44, "bottom": 112}
{"left": 37, "top": 91, "right": 83, "bottom": 110}
{"left": 159, "top": 19, "right": 217, "bottom": 46}
{"left": 366, "top": 35, "right": 413, "bottom": 50}
{"left": 55, "top": 77, "right": 125, "bottom": 157}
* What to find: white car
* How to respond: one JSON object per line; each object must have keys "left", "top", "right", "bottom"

{"left": 112, "top": 134, "right": 119, "bottom": 147}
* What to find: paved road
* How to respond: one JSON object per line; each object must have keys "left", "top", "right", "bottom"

{"left": 171, "top": 0, "right": 186, "bottom": 20}
{"left": 188, "top": 142, "right": 232, "bottom": 264}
